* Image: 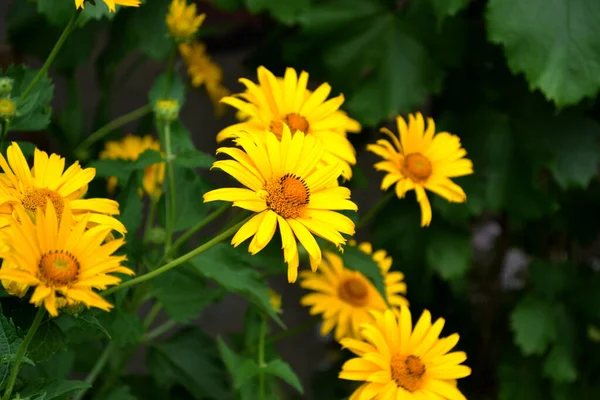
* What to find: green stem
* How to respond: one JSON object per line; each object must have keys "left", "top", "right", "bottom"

{"left": 162, "top": 122, "right": 176, "bottom": 255}
{"left": 142, "top": 195, "right": 159, "bottom": 243}
{"left": 72, "top": 343, "right": 115, "bottom": 400}
{"left": 1, "top": 307, "right": 46, "bottom": 400}
{"left": 163, "top": 47, "right": 177, "bottom": 98}
{"left": 75, "top": 104, "right": 152, "bottom": 155}
{"left": 101, "top": 216, "right": 251, "bottom": 297}
{"left": 169, "top": 203, "right": 230, "bottom": 255}
{"left": 258, "top": 316, "right": 267, "bottom": 400}
{"left": 0, "top": 121, "right": 9, "bottom": 150}
{"left": 143, "top": 302, "right": 162, "bottom": 330}
{"left": 268, "top": 316, "right": 320, "bottom": 343}
{"left": 17, "top": 10, "right": 81, "bottom": 106}
{"left": 356, "top": 191, "right": 395, "bottom": 230}
{"left": 144, "top": 319, "right": 176, "bottom": 342}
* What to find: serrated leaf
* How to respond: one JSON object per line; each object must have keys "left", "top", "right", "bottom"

{"left": 428, "top": 0, "right": 470, "bottom": 24}
{"left": 264, "top": 359, "right": 304, "bottom": 394}
{"left": 245, "top": 0, "right": 310, "bottom": 25}
{"left": 130, "top": 0, "right": 172, "bottom": 61}
{"left": 72, "top": 312, "right": 112, "bottom": 339}
{"left": 100, "top": 309, "right": 143, "bottom": 346}
{"left": 544, "top": 344, "right": 578, "bottom": 383}
{"left": 487, "top": 0, "right": 600, "bottom": 106}
{"left": 36, "top": 0, "right": 73, "bottom": 26}
{"left": 216, "top": 337, "right": 260, "bottom": 389}
{"left": 510, "top": 296, "right": 557, "bottom": 355}
{"left": 172, "top": 149, "right": 215, "bottom": 169}
{"left": 19, "top": 379, "right": 91, "bottom": 400}
{"left": 116, "top": 172, "right": 144, "bottom": 242}
{"left": 149, "top": 72, "right": 185, "bottom": 107}
{"left": 28, "top": 320, "right": 67, "bottom": 362}
{"left": 426, "top": 231, "right": 472, "bottom": 280}
{"left": 340, "top": 245, "right": 387, "bottom": 302}
{"left": 0, "top": 308, "right": 22, "bottom": 389}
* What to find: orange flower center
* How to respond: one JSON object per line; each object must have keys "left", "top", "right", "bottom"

{"left": 270, "top": 113, "right": 310, "bottom": 138}
{"left": 38, "top": 250, "right": 80, "bottom": 286}
{"left": 338, "top": 277, "right": 369, "bottom": 306}
{"left": 264, "top": 173, "right": 310, "bottom": 219}
{"left": 21, "top": 188, "right": 65, "bottom": 220}
{"left": 390, "top": 355, "right": 426, "bottom": 392}
{"left": 401, "top": 153, "right": 432, "bottom": 182}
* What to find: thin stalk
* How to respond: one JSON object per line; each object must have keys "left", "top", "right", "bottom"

{"left": 258, "top": 317, "right": 267, "bottom": 400}
{"left": 162, "top": 122, "right": 177, "bottom": 255}
{"left": 268, "top": 316, "right": 320, "bottom": 343}
{"left": 142, "top": 195, "right": 159, "bottom": 243}
{"left": 72, "top": 342, "right": 115, "bottom": 400}
{"left": 1, "top": 307, "right": 46, "bottom": 400}
{"left": 143, "top": 302, "right": 162, "bottom": 330}
{"left": 356, "top": 191, "right": 395, "bottom": 230}
{"left": 144, "top": 319, "right": 176, "bottom": 342}
{"left": 75, "top": 104, "right": 152, "bottom": 154}
{"left": 169, "top": 203, "right": 230, "bottom": 255}
{"left": 17, "top": 10, "right": 81, "bottom": 106}
{"left": 101, "top": 216, "right": 251, "bottom": 297}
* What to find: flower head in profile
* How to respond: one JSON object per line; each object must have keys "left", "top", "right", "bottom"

{"left": 217, "top": 66, "right": 361, "bottom": 179}
{"left": 367, "top": 113, "right": 473, "bottom": 227}
{"left": 0, "top": 203, "right": 134, "bottom": 316}
{"left": 0, "top": 142, "right": 126, "bottom": 234}
{"left": 99, "top": 135, "right": 165, "bottom": 198}
{"left": 268, "top": 288, "right": 282, "bottom": 314}
{"left": 75, "top": 0, "right": 141, "bottom": 13}
{"left": 300, "top": 241, "right": 407, "bottom": 341}
{"left": 166, "top": 0, "right": 206, "bottom": 41}
{"left": 203, "top": 126, "right": 357, "bottom": 282}
{"left": 340, "top": 307, "right": 471, "bottom": 400}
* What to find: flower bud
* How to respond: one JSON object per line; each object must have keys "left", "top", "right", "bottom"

{"left": 0, "top": 78, "right": 14, "bottom": 97}
{"left": 0, "top": 98, "right": 16, "bottom": 121}
{"left": 154, "top": 99, "right": 180, "bottom": 122}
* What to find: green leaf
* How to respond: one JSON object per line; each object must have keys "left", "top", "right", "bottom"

{"left": 172, "top": 149, "right": 215, "bottom": 169}
{"left": 214, "top": 0, "right": 245, "bottom": 12}
{"left": 190, "top": 244, "right": 285, "bottom": 327}
{"left": 28, "top": 320, "right": 67, "bottom": 362}
{"left": 88, "top": 149, "right": 163, "bottom": 184}
{"left": 19, "top": 379, "right": 91, "bottom": 400}
{"left": 20, "top": 350, "right": 75, "bottom": 381}
{"left": 529, "top": 261, "right": 568, "bottom": 299}
{"left": 71, "top": 312, "right": 112, "bottom": 340}
{"left": 96, "top": 384, "right": 137, "bottom": 400}
{"left": 0, "top": 141, "right": 35, "bottom": 158}
{"left": 544, "top": 344, "right": 578, "bottom": 383}
{"left": 340, "top": 245, "right": 387, "bottom": 302}
{"left": 216, "top": 337, "right": 260, "bottom": 389}
{"left": 80, "top": 1, "right": 114, "bottom": 23}
{"left": 498, "top": 358, "right": 544, "bottom": 400}
{"left": 151, "top": 266, "right": 222, "bottom": 323}
{"left": 245, "top": 0, "right": 310, "bottom": 25}
{"left": 100, "top": 309, "right": 143, "bottom": 346}
{"left": 427, "top": 0, "right": 470, "bottom": 24}
{"left": 56, "top": 75, "right": 85, "bottom": 146}
{"left": 130, "top": 0, "right": 171, "bottom": 61}
{"left": 116, "top": 172, "right": 145, "bottom": 241}
{"left": 510, "top": 296, "right": 557, "bottom": 355}
{"left": 0, "top": 307, "right": 21, "bottom": 389}
{"left": 147, "top": 328, "right": 229, "bottom": 399}
{"left": 487, "top": 0, "right": 600, "bottom": 106}
{"left": 264, "top": 359, "right": 304, "bottom": 394}
{"left": 426, "top": 231, "right": 472, "bottom": 280}
{"left": 36, "top": 0, "right": 73, "bottom": 26}
{"left": 148, "top": 72, "right": 186, "bottom": 107}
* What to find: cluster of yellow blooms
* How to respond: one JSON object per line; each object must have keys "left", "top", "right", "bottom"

{"left": 0, "top": 1, "right": 476, "bottom": 399}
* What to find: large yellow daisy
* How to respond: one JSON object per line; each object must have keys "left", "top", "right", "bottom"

{"left": 203, "top": 125, "right": 358, "bottom": 282}
{"left": 75, "top": 0, "right": 140, "bottom": 12}
{"left": 216, "top": 66, "right": 361, "bottom": 179}
{"left": 300, "top": 241, "right": 408, "bottom": 341}
{"left": 166, "top": 0, "right": 206, "bottom": 41}
{"left": 0, "top": 203, "right": 134, "bottom": 316}
{"left": 0, "top": 142, "right": 125, "bottom": 234}
{"left": 367, "top": 113, "right": 473, "bottom": 227}
{"left": 340, "top": 307, "right": 471, "bottom": 400}
{"left": 99, "top": 134, "right": 165, "bottom": 198}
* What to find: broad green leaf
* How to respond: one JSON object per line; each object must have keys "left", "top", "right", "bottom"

{"left": 149, "top": 72, "right": 186, "bottom": 107}
{"left": 216, "top": 336, "right": 260, "bottom": 389}
{"left": 80, "top": 1, "right": 114, "bottom": 23}
{"left": 71, "top": 312, "right": 112, "bottom": 340}
{"left": 20, "top": 350, "right": 75, "bottom": 382}
{"left": 1, "top": 141, "right": 35, "bottom": 158}
{"left": 510, "top": 296, "right": 557, "bottom": 355}
{"left": 245, "top": 0, "right": 310, "bottom": 25}
{"left": 487, "top": 0, "right": 600, "bottom": 106}
{"left": 299, "top": 0, "right": 386, "bottom": 35}
{"left": 99, "top": 309, "right": 143, "bottom": 346}
{"left": 28, "top": 320, "right": 67, "bottom": 362}
{"left": 544, "top": 344, "right": 578, "bottom": 383}
{"left": 151, "top": 266, "right": 223, "bottom": 323}
{"left": 36, "top": 0, "right": 73, "bottom": 26}
{"left": 147, "top": 328, "right": 229, "bottom": 399}
{"left": 116, "top": 172, "right": 145, "bottom": 242}
{"left": 96, "top": 384, "right": 137, "bottom": 400}
{"left": 426, "top": 231, "right": 472, "bottom": 280}
{"left": 190, "top": 244, "right": 285, "bottom": 327}
{"left": 0, "top": 306, "right": 21, "bottom": 389}
{"left": 173, "top": 149, "right": 216, "bottom": 169}
{"left": 264, "top": 359, "right": 304, "bottom": 394}
{"left": 428, "top": 0, "right": 470, "bottom": 24}
{"left": 130, "top": 0, "right": 171, "bottom": 61}
{"left": 19, "top": 379, "right": 91, "bottom": 400}
{"left": 340, "top": 245, "right": 387, "bottom": 302}
{"left": 498, "top": 358, "right": 543, "bottom": 400}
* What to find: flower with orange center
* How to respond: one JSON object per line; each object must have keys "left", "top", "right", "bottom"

{"left": 339, "top": 307, "right": 471, "bottom": 400}
{"left": 216, "top": 66, "right": 361, "bottom": 179}
{"left": 0, "top": 203, "right": 134, "bottom": 316}
{"left": 367, "top": 113, "right": 474, "bottom": 227}
{"left": 166, "top": 0, "right": 206, "bottom": 41}
{"left": 99, "top": 135, "right": 166, "bottom": 199}
{"left": 203, "top": 125, "right": 358, "bottom": 282}
{"left": 0, "top": 142, "right": 126, "bottom": 234}
{"left": 300, "top": 242, "right": 407, "bottom": 340}
{"left": 74, "top": 0, "right": 140, "bottom": 12}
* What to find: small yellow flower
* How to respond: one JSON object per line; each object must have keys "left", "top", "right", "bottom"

{"left": 0, "top": 98, "right": 15, "bottom": 119}
{"left": 166, "top": 0, "right": 206, "bottom": 41}
{"left": 154, "top": 99, "right": 180, "bottom": 122}
{"left": 179, "top": 42, "right": 223, "bottom": 87}
{"left": 99, "top": 135, "right": 165, "bottom": 198}
{"left": 267, "top": 289, "right": 282, "bottom": 313}
{"left": 74, "top": 0, "right": 141, "bottom": 13}
{"left": 206, "top": 81, "right": 231, "bottom": 118}
{"left": 300, "top": 241, "right": 407, "bottom": 341}
{"left": 339, "top": 307, "right": 471, "bottom": 400}
{"left": 367, "top": 113, "right": 474, "bottom": 227}
{"left": 0, "top": 203, "right": 134, "bottom": 316}
{"left": 203, "top": 126, "right": 357, "bottom": 282}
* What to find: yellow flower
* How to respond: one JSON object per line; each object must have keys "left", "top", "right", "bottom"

{"left": 0, "top": 203, "right": 134, "bottom": 316}
{"left": 300, "top": 241, "right": 407, "bottom": 341}
{"left": 74, "top": 0, "right": 141, "bottom": 13}
{"left": 339, "top": 307, "right": 471, "bottom": 400}
{"left": 0, "top": 98, "right": 15, "bottom": 119}
{"left": 0, "top": 142, "right": 126, "bottom": 234}
{"left": 367, "top": 113, "right": 473, "bottom": 227}
{"left": 207, "top": 81, "right": 231, "bottom": 117}
{"left": 154, "top": 99, "right": 180, "bottom": 122}
{"left": 217, "top": 66, "right": 361, "bottom": 179}
{"left": 166, "top": 0, "right": 206, "bottom": 41}
{"left": 203, "top": 126, "right": 357, "bottom": 283}
{"left": 99, "top": 135, "right": 165, "bottom": 198}
{"left": 268, "top": 288, "right": 282, "bottom": 313}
